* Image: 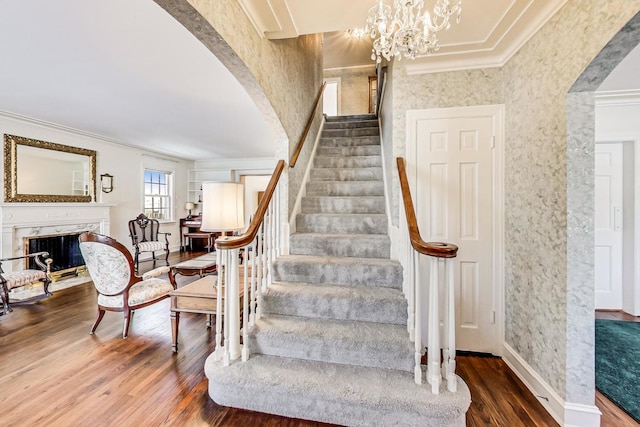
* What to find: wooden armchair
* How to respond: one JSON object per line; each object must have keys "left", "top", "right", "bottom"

{"left": 128, "top": 213, "right": 171, "bottom": 272}
{"left": 79, "top": 232, "right": 176, "bottom": 338}
{"left": 0, "top": 251, "right": 53, "bottom": 315}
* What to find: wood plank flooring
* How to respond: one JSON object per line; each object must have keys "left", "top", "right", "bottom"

{"left": 0, "top": 250, "right": 597, "bottom": 426}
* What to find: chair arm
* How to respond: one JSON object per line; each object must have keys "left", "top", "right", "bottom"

{"left": 142, "top": 265, "right": 170, "bottom": 280}
{"left": 159, "top": 232, "right": 171, "bottom": 244}
{"left": 0, "top": 251, "right": 52, "bottom": 273}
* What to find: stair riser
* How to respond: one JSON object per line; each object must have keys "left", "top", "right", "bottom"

{"left": 262, "top": 290, "right": 407, "bottom": 325}
{"left": 305, "top": 181, "right": 384, "bottom": 197}
{"left": 323, "top": 128, "right": 379, "bottom": 138}
{"left": 310, "top": 168, "right": 382, "bottom": 182}
{"left": 326, "top": 114, "right": 376, "bottom": 122}
{"left": 301, "top": 197, "right": 385, "bottom": 214}
{"left": 316, "top": 146, "right": 381, "bottom": 157}
{"left": 247, "top": 332, "right": 413, "bottom": 372}
{"left": 319, "top": 136, "right": 380, "bottom": 147}
{"left": 290, "top": 235, "right": 390, "bottom": 258}
{"left": 296, "top": 214, "right": 388, "bottom": 234}
{"left": 323, "top": 120, "right": 378, "bottom": 129}
{"left": 272, "top": 261, "right": 402, "bottom": 289}
{"left": 314, "top": 156, "right": 381, "bottom": 168}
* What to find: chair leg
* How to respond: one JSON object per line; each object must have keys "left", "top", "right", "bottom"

{"left": 123, "top": 308, "right": 132, "bottom": 338}
{"left": 42, "top": 277, "right": 52, "bottom": 297}
{"left": 164, "top": 249, "right": 170, "bottom": 266}
{"left": 134, "top": 250, "right": 140, "bottom": 272}
{"left": 90, "top": 309, "right": 106, "bottom": 334}
{"left": 0, "top": 282, "right": 11, "bottom": 315}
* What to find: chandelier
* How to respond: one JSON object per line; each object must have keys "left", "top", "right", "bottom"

{"left": 365, "top": 0, "right": 462, "bottom": 63}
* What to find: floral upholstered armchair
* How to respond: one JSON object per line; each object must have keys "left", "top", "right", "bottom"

{"left": 79, "top": 232, "right": 176, "bottom": 338}
{"left": 128, "top": 213, "right": 171, "bottom": 272}
{"left": 0, "top": 251, "right": 52, "bottom": 315}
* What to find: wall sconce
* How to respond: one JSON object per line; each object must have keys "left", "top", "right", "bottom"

{"left": 185, "top": 202, "right": 195, "bottom": 219}
{"left": 100, "top": 173, "right": 113, "bottom": 193}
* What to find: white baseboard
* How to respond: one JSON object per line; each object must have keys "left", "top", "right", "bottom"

{"left": 502, "top": 343, "right": 601, "bottom": 427}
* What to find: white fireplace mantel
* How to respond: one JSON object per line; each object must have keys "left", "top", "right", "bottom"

{"left": 0, "top": 203, "right": 111, "bottom": 273}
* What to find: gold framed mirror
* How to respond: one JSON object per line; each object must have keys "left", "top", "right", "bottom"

{"left": 4, "top": 134, "right": 97, "bottom": 203}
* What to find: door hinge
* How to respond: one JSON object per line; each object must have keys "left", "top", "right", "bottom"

{"left": 491, "top": 136, "right": 496, "bottom": 149}
{"left": 491, "top": 311, "right": 496, "bottom": 324}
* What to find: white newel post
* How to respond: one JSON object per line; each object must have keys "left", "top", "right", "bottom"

{"left": 446, "top": 258, "right": 457, "bottom": 392}
{"left": 413, "top": 251, "right": 422, "bottom": 384}
{"left": 427, "top": 256, "right": 441, "bottom": 394}
{"left": 214, "top": 249, "right": 224, "bottom": 361}
{"left": 228, "top": 247, "right": 241, "bottom": 361}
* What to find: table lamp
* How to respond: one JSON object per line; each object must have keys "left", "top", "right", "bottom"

{"left": 184, "top": 202, "right": 195, "bottom": 219}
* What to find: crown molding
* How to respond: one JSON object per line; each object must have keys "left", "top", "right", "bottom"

{"left": 405, "top": 0, "right": 568, "bottom": 75}
{"left": 0, "top": 110, "right": 192, "bottom": 162}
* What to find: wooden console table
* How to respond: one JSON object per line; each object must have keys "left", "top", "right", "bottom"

{"left": 169, "top": 275, "right": 244, "bottom": 352}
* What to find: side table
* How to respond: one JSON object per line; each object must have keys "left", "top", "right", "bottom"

{"left": 169, "top": 275, "right": 244, "bottom": 352}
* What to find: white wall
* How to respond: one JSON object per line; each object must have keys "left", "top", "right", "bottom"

{"left": 0, "top": 112, "right": 193, "bottom": 253}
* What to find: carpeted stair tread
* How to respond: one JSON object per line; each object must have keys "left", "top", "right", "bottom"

{"left": 323, "top": 119, "right": 378, "bottom": 129}
{"left": 305, "top": 181, "right": 384, "bottom": 196}
{"left": 322, "top": 127, "right": 380, "bottom": 138}
{"left": 248, "top": 314, "right": 414, "bottom": 372}
{"left": 290, "top": 233, "right": 390, "bottom": 258}
{"left": 262, "top": 282, "right": 407, "bottom": 324}
{"left": 301, "top": 196, "right": 385, "bottom": 214}
{"left": 314, "top": 155, "right": 382, "bottom": 168}
{"left": 296, "top": 213, "right": 387, "bottom": 234}
{"left": 206, "top": 354, "right": 470, "bottom": 427}
{"left": 310, "top": 167, "right": 382, "bottom": 182}
{"left": 273, "top": 255, "right": 402, "bottom": 289}
{"left": 326, "top": 114, "right": 377, "bottom": 122}
{"left": 319, "top": 136, "right": 380, "bottom": 147}
{"left": 317, "top": 145, "right": 381, "bottom": 157}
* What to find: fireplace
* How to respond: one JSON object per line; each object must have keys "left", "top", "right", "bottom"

{"left": 25, "top": 232, "right": 86, "bottom": 281}
{"left": 0, "top": 203, "right": 111, "bottom": 293}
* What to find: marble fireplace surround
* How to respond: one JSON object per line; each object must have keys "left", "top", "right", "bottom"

{"left": 0, "top": 203, "right": 111, "bottom": 296}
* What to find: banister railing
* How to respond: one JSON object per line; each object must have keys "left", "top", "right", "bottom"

{"left": 212, "top": 160, "right": 284, "bottom": 365}
{"left": 289, "top": 81, "right": 326, "bottom": 168}
{"left": 396, "top": 157, "right": 459, "bottom": 394}
{"left": 213, "top": 81, "right": 326, "bottom": 366}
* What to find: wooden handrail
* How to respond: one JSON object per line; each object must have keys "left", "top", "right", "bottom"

{"left": 216, "top": 160, "right": 285, "bottom": 250}
{"left": 289, "top": 82, "right": 326, "bottom": 168}
{"left": 396, "top": 157, "right": 458, "bottom": 258}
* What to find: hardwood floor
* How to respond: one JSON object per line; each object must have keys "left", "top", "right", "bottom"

{"left": 595, "top": 310, "right": 640, "bottom": 427}
{"left": 0, "top": 251, "right": 583, "bottom": 426}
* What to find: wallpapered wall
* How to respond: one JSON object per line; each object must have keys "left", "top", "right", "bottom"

{"left": 324, "top": 66, "right": 376, "bottom": 116}
{"left": 154, "top": 0, "right": 324, "bottom": 217}
{"left": 386, "top": 0, "right": 640, "bottom": 407}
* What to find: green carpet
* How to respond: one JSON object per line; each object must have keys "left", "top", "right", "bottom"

{"left": 595, "top": 319, "right": 640, "bottom": 423}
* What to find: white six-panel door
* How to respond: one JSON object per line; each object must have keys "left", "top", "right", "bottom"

{"left": 407, "top": 106, "right": 502, "bottom": 354}
{"left": 595, "top": 143, "right": 623, "bottom": 309}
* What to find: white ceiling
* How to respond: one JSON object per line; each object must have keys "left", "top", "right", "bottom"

{"left": 0, "top": 1, "right": 638, "bottom": 161}
{"left": 0, "top": 0, "right": 273, "bottom": 161}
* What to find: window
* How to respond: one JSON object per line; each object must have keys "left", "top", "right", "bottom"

{"left": 144, "top": 169, "right": 172, "bottom": 221}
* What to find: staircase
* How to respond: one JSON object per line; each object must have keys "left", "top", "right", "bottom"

{"left": 205, "top": 115, "right": 471, "bottom": 427}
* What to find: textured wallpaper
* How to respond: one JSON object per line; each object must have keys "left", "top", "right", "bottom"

{"left": 386, "top": 0, "right": 640, "bottom": 407}
{"left": 155, "top": 0, "right": 323, "bottom": 217}
{"left": 324, "top": 66, "right": 376, "bottom": 116}
{"left": 502, "top": 1, "right": 640, "bottom": 403}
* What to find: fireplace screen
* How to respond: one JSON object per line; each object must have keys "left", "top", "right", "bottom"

{"left": 26, "top": 232, "right": 85, "bottom": 274}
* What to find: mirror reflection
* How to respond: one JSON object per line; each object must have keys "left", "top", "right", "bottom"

{"left": 4, "top": 134, "right": 97, "bottom": 203}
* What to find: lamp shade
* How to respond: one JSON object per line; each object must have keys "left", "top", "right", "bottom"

{"left": 184, "top": 202, "right": 195, "bottom": 210}
{"left": 201, "top": 182, "right": 245, "bottom": 232}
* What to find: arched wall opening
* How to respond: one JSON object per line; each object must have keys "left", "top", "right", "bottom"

{"left": 566, "top": 7, "right": 640, "bottom": 412}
